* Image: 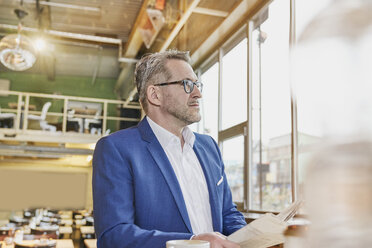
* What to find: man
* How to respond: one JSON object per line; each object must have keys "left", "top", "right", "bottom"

{"left": 93, "top": 50, "right": 246, "bottom": 248}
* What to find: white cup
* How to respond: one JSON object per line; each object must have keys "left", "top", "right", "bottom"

{"left": 166, "top": 240, "right": 210, "bottom": 248}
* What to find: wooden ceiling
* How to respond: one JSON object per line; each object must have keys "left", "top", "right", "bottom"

{"left": 0, "top": 0, "right": 142, "bottom": 41}
{"left": 0, "top": 0, "right": 264, "bottom": 99}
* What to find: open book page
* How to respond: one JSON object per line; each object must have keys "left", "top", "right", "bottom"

{"left": 227, "top": 200, "right": 303, "bottom": 248}
{"left": 276, "top": 200, "right": 303, "bottom": 222}
{"left": 227, "top": 213, "right": 287, "bottom": 247}
{"left": 239, "top": 233, "right": 285, "bottom": 248}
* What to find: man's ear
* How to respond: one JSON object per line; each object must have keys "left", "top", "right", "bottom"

{"left": 146, "top": 85, "right": 162, "bottom": 106}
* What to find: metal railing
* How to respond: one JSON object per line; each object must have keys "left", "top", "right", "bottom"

{"left": 0, "top": 90, "right": 141, "bottom": 136}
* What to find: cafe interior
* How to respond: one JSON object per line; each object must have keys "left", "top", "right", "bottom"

{"left": 1, "top": 0, "right": 372, "bottom": 247}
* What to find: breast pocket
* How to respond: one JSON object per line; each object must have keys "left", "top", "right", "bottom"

{"left": 216, "top": 175, "right": 224, "bottom": 186}
{"left": 214, "top": 175, "right": 224, "bottom": 203}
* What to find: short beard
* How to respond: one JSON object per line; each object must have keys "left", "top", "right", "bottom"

{"left": 163, "top": 95, "right": 201, "bottom": 126}
{"left": 168, "top": 104, "right": 201, "bottom": 126}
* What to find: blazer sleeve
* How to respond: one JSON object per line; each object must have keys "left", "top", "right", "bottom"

{"left": 210, "top": 137, "right": 247, "bottom": 235}
{"left": 92, "top": 136, "right": 193, "bottom": 248}
{"left": 221, "top": 171, "right": 247, "bottom": 235}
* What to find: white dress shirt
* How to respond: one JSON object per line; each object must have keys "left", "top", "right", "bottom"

{"left": 147, "top": 116, "right": 213, "bottom": 234}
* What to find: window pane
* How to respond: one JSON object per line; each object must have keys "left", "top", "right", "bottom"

{"left": 221, "top": 135, "right": 244, "bottom": 202}
{"left": 199, "top": 63, "right": 219, "bottom": 141}
{"left": 221, "top": 39, "right": 247, "bottom": 130}
{"left": 250, "top": 0, "right": 292, "bottom": 212}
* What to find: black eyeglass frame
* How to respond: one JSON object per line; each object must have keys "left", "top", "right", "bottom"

{"left": 154, "top": 79, "right": 203, "bottom": 94}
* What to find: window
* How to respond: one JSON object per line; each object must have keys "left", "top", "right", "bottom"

{"left": 221, "top": 39, "right": 247, "bottom": 130}
{"left": 218, "top": 37, "right": 248, "bottom": 206}
{"left": 195, "top": 0, "right": 339, "bottom": 213}
{"left": 200, "top": 63, "right": 219, "bottom": 141}
{"left": 250, "top": 0, "right": 292, "bottom": 212}
{"left": 221, "top": 135, "right": 245, "bottom": 202}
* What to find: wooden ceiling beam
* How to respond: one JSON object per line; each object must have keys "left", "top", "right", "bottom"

{"left": 115, "top": 0, "right": 150, "bottom": 97}
{"left": 0, "top": 23, "right": 122, "bottom": 44}
{"left": 191, "top": 0, "right": 272, "bottom": 68}
{"left": 159, "top": 0, "right": 201, "bottom": 52}
{"left": 118, "top": 0, "right": 201, "bottom": 99}
{"left": 122, "top": 0, "right": 150, "bottom": 57}
{"left": 193, "top": 7, "right": 228, "bottom": 18}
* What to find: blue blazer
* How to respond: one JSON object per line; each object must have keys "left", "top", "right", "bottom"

{"left": 92, "top": 118, "right": 246, "bottom": 248}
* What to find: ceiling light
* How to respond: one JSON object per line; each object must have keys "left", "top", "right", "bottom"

{"left": 0, "top": 8, "right": 37, "bottom": 71}
{"left": 0, "top": 34, "right": 36, "bottom": 71}
{"left": 34, "top": 38, "right": 46, "bottom": 51}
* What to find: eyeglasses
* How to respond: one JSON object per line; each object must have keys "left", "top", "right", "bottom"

{"left": 154, "top": 79, "right": 203, "bottom": 94}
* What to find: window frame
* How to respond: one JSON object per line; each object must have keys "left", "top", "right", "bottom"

{"left": 197, "top": 0, "right": 299, "bottom": 213}
{"left": 218, "top": 26, "right": 248, "bottom": 210}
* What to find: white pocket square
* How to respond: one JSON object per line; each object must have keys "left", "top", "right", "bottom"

{"left": 217, "top": 176, "right": 224, "bottom": 186}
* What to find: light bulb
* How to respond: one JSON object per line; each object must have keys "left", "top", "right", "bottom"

{"left": 34, "top": 38, "right": 46, "bottom": 51}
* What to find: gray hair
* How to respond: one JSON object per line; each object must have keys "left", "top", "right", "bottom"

{"left": 134, "top": 50, "right": 190, "bottom": 112}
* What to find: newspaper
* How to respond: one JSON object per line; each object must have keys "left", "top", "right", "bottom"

{"left": 227, "top": 200, "right": 303, "bottom": 248}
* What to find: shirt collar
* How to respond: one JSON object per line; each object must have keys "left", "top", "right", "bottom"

{"left": 147, "top": 116, "right": 195, "bottom": 148}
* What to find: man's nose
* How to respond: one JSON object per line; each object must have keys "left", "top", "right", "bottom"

{"left": 191, "top": 85, "right": 202, "bottom": 98}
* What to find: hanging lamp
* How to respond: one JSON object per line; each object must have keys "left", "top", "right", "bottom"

{"left": 0, "top": 9, "right": 37, "bottom": 71}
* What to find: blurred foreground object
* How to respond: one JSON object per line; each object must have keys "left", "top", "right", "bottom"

{"left": 292, "top": 0, "right": 372, "bottom": 138}
{"left": 305, "top": 141, "right": 372, "bottom": 247}
{"left": 292, "top": 0, "right": 372, "bottom": 247}
{"left": 283, "top": 222, "right": 308, "bottom": 248}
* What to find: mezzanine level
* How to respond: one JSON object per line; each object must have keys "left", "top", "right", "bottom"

{"left": 0, "top": 90, "right": 141, "bottom": 145}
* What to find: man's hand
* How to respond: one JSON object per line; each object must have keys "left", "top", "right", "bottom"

{"left": 192, "top": 232, "right": 240, "bottom": 248}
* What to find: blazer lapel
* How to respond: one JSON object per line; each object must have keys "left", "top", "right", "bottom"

{"left": 138, "top": 118, "right": 193, "bottom": 233}
{"left": 193, "top": 139, "right": 221, "bottom": 232}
